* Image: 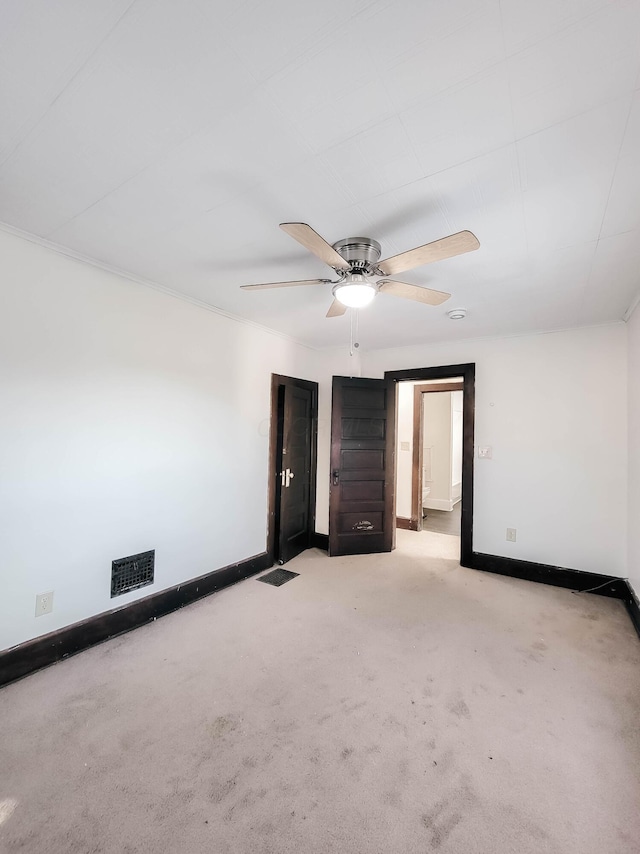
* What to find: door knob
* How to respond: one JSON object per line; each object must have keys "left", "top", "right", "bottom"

{"left": 332, "top": 469, "right": 340, "bottom": 485}
{"left": 280, "top": 468, "right": 295, "bottom": 488}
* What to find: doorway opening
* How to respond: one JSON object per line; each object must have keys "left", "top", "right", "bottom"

{"left": 395, "top": 379, "right": 464, "bottom": 536}
{"left": 267, "top": 374, "right": 318, "bottom": 566}
{"left": 385, "top": 364, "right": 475, "bottom": 566}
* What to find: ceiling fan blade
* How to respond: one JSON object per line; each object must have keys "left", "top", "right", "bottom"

{"left": 326, "top": 299, "right": 347, "bottom": 318}
{"left": 377, "top": 230, "right": 479, "bottom": 276}
{"left": 378, "top": 280, "right": 451, "bottom": 306}
{"left": 241, "top": 278, "right": 333, "bottom": 291}
{"left": 280, "top": 223, "right": 349, "bottom": 271}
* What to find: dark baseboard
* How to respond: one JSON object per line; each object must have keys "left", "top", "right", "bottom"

{"left": 0, "top": 551, "right": 272, "bottom": 689}
{"left": 621, "top": 580, "right": 640, "bottom": 639}
{"left": 396, "top": 517, "right": 415, "bottom": 531}
{"left": 311, "top": 532, "right": 329, "bottom": 551}
{"left": 4, "top": 544, "right": 636, "bottom": 689}
{"left": 469, "top": 551, "right": 628, "bottom": 599}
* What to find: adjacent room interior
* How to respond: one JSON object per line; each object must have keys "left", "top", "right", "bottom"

{"left": 395, "top": 378, "right": 465, "bottom": 543}
{"left": 1, "top": 2, "right": 640, "bottom": 852}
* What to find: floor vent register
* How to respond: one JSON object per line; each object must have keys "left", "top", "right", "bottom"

{"left": 258, "top": 568, "right": 299, "bottom": 587}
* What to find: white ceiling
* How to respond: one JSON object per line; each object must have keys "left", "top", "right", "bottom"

{"left": 1, "top": 0, "right": 639, "bottom": 349}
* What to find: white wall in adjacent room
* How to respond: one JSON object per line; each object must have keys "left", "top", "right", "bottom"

{"left": 422, "top": 391, "right": 453, "bottom": 509}
{"left": 627, "top": 303, "right": 640, "bottom": 598}
{"left": 451, "top": 389, "right": 463, "bottom": 501}
{"left": 362, "top": 325, "right": 628, "bottom": 576}
{"left": 395, "top": 379, "right": 462, "bottom": 520}
{"left": 0, "top": 229, "right": 352, "bottom": 649}
{"left": 395, "top": 382, "right": 414, "bottom": 519}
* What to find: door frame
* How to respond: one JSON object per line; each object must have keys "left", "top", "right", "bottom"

{"left": 410, "top": 381, "right": 464, "bottom": 532}
{"left": 385, "top": 364, "right": 475, "bottom": 567}
{"left": 266, "top": 374, "right": 319, "bottom": 565}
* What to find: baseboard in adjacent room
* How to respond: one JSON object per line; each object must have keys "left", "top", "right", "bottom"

{"left": 0, "top": 551, "right": 272, "bottom": 689}
{"left": 310, "top": 532, "right": 329, "bottom": 551}
{"left": 423, "top": 498, "right": 456, "bottom": 512}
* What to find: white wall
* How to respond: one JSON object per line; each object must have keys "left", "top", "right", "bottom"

{"left": 395, "top": 382, "right": 414, "bottom": 518}
{"left": 0, "top": 230, "right": 352, "bottom": 650}
{"left": 628, "top": 304, "right": 640, "bottom": 598}
{"left": 423, "top": 391, "right": 453, "bottom": 509}
{"left": 362, "top": 325, "right": 628, "bottom": 575}
{"left": 451, "top": 390, "right": 463, "bottom": 500}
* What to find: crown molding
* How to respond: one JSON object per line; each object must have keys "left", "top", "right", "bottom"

{"left": 623, "top": 289, "right": 640, "bottom": 323}
{"left": 358, "top": 319, "right": 626, "bottom": 356}
{"left": 0, "top": 220, "right": 319, "bottom": 352}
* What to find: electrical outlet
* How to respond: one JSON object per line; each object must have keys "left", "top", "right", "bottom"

{"left": 506, "top": 528, "right": 517, "bottom": 543}
{"left": 478, "top": 446, "right": 492, "bottom": 459}
{"left": 35, "top": 591, "right": 54, "bottom": 617}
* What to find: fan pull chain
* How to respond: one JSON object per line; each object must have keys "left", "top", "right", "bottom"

{"left": 350, "top": 309, "right": 354, "bottom": 356}
{"left": 349, "top": 309, "right": 360, "bottom": 357}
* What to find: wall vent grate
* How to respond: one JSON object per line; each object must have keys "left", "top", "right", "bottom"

{"left": 111, "top": 550, "right": 155, "bottom": 597}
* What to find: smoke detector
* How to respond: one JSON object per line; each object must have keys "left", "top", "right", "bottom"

{"left": 447, "top": 308, "right": 467, "bottom": 320}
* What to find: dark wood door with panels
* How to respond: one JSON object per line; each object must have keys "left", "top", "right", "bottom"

{"left": 277, "top": 383, "right": 314, "bottom": 564}
{"left": 329, "top": 376, "right": 396, "bottom": 556}
{"left": 268, "top": 375, "right": 318, "bottom": 566}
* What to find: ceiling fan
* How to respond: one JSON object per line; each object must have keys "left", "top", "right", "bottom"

{"left": 241, "top": 223, "right": 480, "bottom": 317}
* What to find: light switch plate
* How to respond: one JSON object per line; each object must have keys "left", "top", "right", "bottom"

{"left": 400, "top": 441, "right": 410, "bottom": 451}
{"left": 478, "top": 446, "right": 492, "bottom": 459}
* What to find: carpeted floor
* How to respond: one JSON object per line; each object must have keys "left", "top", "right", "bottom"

{"left": 1, "top": 531, "right": 639, "bottom": 854}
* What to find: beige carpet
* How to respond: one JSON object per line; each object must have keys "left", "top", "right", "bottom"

{"left": 1, "top": 530, "right": 639, "bottom": 854}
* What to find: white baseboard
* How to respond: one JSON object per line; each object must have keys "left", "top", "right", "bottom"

{"left": 424, "top": 498, "right": 455, "bottom": 512}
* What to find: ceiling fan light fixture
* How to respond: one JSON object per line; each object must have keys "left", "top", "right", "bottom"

{"left": 333, "top": 274, "right": 377, "bottom": 308}
{"left": 447, "top": 307, "right": 467, "bottom": 320}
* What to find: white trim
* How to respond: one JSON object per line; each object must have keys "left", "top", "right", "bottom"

{"left": 0, "top": 220, "right": 318, "bottom": 352}
{"left": 4, "top": 218, "right": 629, "bottom": 353}
{"left": 424, "top": 498, "right": 455, "bottom": 512}
{"left": 624, "top": 290, "right": 640, "bottom": 323}
{"left": 359, "top": 318, "right": 625, "bottom": 355}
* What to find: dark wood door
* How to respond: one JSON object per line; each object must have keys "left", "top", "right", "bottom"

{"left": 277, "top": 383, "right": 314, "bottom": 564}
{"left": 329, "top": 376, "right": 396, "bottom": 556}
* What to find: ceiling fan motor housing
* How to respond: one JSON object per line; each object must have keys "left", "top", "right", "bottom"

{"left": 332, "top": 237, "right": 381, "bottom": 273}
